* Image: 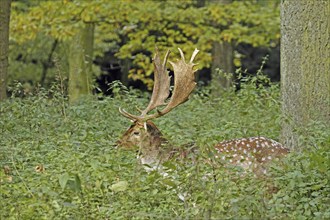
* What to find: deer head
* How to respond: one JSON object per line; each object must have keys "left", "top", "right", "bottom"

{"left": 118, "top": 48, "right": 199, "bottom": 167}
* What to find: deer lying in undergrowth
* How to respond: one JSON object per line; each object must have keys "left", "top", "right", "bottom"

{"left": 117, "top": 48, "right": 289, "bottom": 176}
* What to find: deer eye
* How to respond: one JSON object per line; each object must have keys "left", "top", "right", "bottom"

{"left": 133, "top": 131, "right": 140, "bottom": 136}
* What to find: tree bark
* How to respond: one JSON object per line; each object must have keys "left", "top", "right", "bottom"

{"left": 211, "top": 41, "right": 234, "bottom": 92}
{"left": 82, "top": 22, "right": 94, "bottom": 84}
{"left": 210, "top": 0, "right": 234, "bottom": 96}
{"left": 0, "top": 0, "right": 11, "bottom": 101}
{"left": 120, "top": 58, "right": 130, "bottom": 86}
{"left": 68, "top": 22, "right": 94, "bottom": 103}
{"left": 280, "top": 0, "right": 330, "bottom": 149}
{"left": 40, "top": 39, "right": 58, "bottom": 86}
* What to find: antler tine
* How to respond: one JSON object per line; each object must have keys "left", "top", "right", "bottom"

{"left": 178, "top": 47, "right": 199, "bottom": 64}
{"left": 190, "top": 48, "right": 199, "bottom": 64}
{"left": 178, "top": 48, "right": 185, "bottom": 60}
{"left": 119, "top": 107, "right": 138, "bottom": 121}
{"left": 145, "top": 48, "right": 199, "bottom": 120}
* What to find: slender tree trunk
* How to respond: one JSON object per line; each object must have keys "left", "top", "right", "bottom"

{"left": 0, "top": 0, "right": 11, "bottom": 101}
{"left": 211, "top": 41, "right": 234, "bottom": 91}
{"left": 68, "top": 22, "right": 94, "bottom": 103}
{"left": 82, "top": 22, "right": 94, "bottom": 86}
{"left": 211, "top": 0, "right": 234, "bottom": 96}
{"left": 40, "top": 39, "right": 58, "bottom": 86}
{"left": 120, "top": 58, "right": 130, "bottom": 86}
{"left": 280, "top": 0, "right": 330, "bottom": 149}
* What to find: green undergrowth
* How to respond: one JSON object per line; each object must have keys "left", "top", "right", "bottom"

{"left": 0, "top": 77, "right": 329, "bottom": 219}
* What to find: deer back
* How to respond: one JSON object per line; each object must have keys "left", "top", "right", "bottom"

{"left": 215, "top": 137, "right": 289, "bottom": 175}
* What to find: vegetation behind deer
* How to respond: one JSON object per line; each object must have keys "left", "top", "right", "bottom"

{"left": 0, "top": 73, "right": 329, "bottom": 219}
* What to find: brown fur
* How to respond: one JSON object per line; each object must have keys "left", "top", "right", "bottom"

{"left": 118, "top": 121, "right": 172, "bottom": 166}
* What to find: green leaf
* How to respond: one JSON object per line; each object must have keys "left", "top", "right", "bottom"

{"left": 162, "top": 178, "right": 177, "bottom": 188}
{"left": 110, "top": 181, "right": 128, "bottom": 192}
{"left": 59, "top": 172, "right": 70, "bottom": 190}
{"left": 73, "top": 174, "right": 82, "bottom": 193}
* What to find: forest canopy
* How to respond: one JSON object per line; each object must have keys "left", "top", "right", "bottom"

{"left": 9, "top": 0, "right": 280, "bottom": 91}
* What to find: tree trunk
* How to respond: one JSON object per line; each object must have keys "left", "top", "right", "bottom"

{"left": 68, "top": 22, "right": 94, "bottom": 103}
{"left": 40, "top": 39, "right": 58, "bottom": 86}
{"left": 280, "top": 0, "right": 330, "bottom": 149}
{"left": 211, "top": 0, "right": 234, "bottom": 96}
{"left": 211, "top": 41, "right": 234, "bottom": 93}
{"left": 120, "top": 58, "right": 130, "bottom": 86}
{"left": 82, "top": 22, "right": 94, "bottom": 84}
{"left": 0, "top": 0, "right": 11, "bottom": 101}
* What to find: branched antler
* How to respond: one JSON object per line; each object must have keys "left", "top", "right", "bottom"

{"left": 159, "top": 48, "right": 199, "bottom": 116}
{"left": 141, "top": 48, "right": 171, "bottom": 116}
{"left": 119, "top": 48, "right": 199, "bottom": 122}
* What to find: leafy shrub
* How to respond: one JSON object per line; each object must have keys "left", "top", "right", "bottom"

{"left": 1, "top": 75, "right": 329, "bottom": 219}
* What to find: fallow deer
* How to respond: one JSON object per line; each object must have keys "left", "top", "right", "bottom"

{"left": 117, "top": 48, "right": 289, "bottom": 175}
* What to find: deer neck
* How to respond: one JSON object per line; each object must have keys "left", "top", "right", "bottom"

{"left": 138, "top": 126, "right": 173, "bottom": 170}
